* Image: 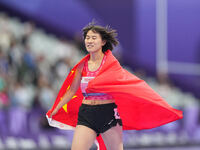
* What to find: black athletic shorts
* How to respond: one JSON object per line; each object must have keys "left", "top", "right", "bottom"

{"left": 77, "top": 103, "right": 122, "bottom": 136}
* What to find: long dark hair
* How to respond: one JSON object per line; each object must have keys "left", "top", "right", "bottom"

{"left": 82, "top": 22, "right": 119, "bottom": 53}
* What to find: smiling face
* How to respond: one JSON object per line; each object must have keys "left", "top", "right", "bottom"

{"left": 84, "top": 30, "right": 106, "bottom": 53}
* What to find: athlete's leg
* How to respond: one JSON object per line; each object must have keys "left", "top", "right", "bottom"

{"left": 101, "top": 123, "right": 123, "bottom": 150}
{"left": 71, "top": 125, "right": 97, "bottom": 150}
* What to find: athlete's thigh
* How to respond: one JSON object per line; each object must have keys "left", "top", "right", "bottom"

{"left": 101, "top": 124, "right": 123, "bottom": 150}
{"left": 71, "top": 125, "right": 97, "bottom": 150}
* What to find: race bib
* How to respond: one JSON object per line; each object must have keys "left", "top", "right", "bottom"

{"left": 114, "top": 108, "right": 120, "bottom": 119}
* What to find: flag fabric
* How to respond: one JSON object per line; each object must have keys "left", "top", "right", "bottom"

{"left": 46, "top": 50, "right": 183, "bottom": 150}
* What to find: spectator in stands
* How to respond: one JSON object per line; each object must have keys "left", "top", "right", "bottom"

{"left": 0, "top": 48, "right": 9, "bottom": 76}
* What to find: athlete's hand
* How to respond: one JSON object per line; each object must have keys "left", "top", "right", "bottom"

{"left": 50, "top": 109, "right": 58, "bottom": 118}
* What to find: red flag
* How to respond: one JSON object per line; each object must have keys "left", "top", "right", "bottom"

{"left": 46, "top": 50, "right": 183, "bottom": 149}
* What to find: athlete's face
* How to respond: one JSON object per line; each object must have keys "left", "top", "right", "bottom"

{"left": 85, "top": 30, "right": 106, "bottom": 53}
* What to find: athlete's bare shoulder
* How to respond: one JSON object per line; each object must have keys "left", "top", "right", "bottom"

{"left": 76, "top": 60, "right": 85, "bottom": 74}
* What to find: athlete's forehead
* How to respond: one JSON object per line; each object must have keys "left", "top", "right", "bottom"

{"left": 86, "top": 30, "right": 101, "bottom": 37}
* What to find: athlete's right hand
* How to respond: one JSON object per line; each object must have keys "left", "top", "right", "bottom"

{"left": 50, "top": 109, "right": 58, "bottom": 118}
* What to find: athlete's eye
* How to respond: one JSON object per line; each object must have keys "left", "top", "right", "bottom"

{"left": 92, "top": 36, "right": 97, "bottom": 40}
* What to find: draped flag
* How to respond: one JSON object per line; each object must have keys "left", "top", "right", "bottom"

{"left": 46, "top": 50, "right": 183, "bottom": 150}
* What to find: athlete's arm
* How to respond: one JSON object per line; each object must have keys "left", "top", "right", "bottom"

{"left": 50, "top": 62, "right": 84, "bottom": 117}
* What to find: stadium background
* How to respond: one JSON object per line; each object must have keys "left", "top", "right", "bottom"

{"left": 0, "top": 0, "right": 200, "bottom": 149}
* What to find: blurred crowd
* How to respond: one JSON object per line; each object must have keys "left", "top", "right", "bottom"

{"left": 0, "top": 12, "right": 200, "bottom": 148}
{"left": 0, "top": 12, "right": 84, "bottom": 135}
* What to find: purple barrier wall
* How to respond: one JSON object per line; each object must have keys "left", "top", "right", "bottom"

{"left": 132, "top": 0, "right": 157, "bottom": 72}
{"left": 131, "top": 0, "right": 200, "bottom": 97}
{"left": 0, "top": 0, "right": 104, "bottom": 36}
{"left": 167, "top": 0, "right": 200, "bottom": 97}
{"left": 168, "top": 0, "right": 200, "bottom": 63}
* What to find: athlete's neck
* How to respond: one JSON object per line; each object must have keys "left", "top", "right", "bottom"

{"left": 89, "top": 50, "right": 104, "bottom": 62}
